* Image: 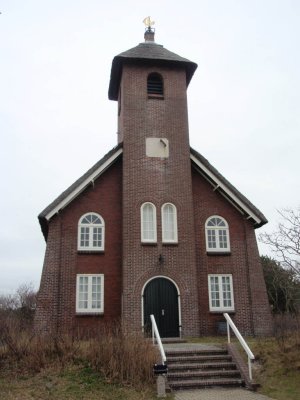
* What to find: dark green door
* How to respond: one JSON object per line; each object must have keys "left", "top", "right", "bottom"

{"left": 143, "top": 278, "right": 179, "bottom": 338}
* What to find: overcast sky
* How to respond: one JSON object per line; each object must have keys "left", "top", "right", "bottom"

{"left": 0, "top": 1, "right": 299, "bottom": 294}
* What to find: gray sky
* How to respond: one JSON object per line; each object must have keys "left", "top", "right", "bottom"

{"left": 0, "top": 1, "right": 299, "bottom": 294}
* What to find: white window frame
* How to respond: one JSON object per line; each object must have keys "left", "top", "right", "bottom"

{"left": 208, "top": 274, "right": 234, "bottom": 312}
{"left": 162, "top": 203, "right": 178, "bottom": 243}
{"left": 205, "top": 215, "right": 230, "bottom": 253}
{"left": 76, "top": 274, "right": 104, "bottom": 314}
{"left": 141, "top": 202, "right": 157, "bottom": 243}
{"left": 78, "top": 212, "right": 105, "bottom": 251}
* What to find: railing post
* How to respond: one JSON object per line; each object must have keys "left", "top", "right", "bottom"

{"left": 227, "top": 321, "right": 231, "bottom": 343}
{"left": 248, "top": 357, "right": 253, "bottom": 381}
{"left": 152, "top": 323, "right": 155, "bottom": 345}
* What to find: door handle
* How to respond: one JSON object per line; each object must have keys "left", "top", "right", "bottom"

{"left": 161, "top": 309, "right": 164, "bottom": 316}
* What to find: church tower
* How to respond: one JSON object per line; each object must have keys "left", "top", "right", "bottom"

{"left": 109, "top": 24, "right": 200, "bottom": 336}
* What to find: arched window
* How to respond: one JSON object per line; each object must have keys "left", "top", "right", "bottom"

{"left": 147, "top": 73, "right": 164, "bottom": 97}
{"left": 162, "top": 203, "right": 178, "bottom": 243}
{"left": 205, "top": 216, "right": 230, "bottom": 252}
{"left": 78, "top": 213, "right": 105, "bottom": 251}
{"left": 141, "top": 202, "right": 157, "bottom": 243}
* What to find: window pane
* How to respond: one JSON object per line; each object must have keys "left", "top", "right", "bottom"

{"left": 80, "top": 227, "right": 89, "bottom": 247}
{"left": 91, "top": 215, "right": 101, "bottom": 224}
{"left": 78, "top": 277, "right": 88, "bottom": 309}
{"left": 93, "top": 227, "right": 102, "bottom": 247}
{"left": 218, "top": 229, "right": 228, "bottom": 249}
{"left": 207, "top": 218, "right": 217, "bottom": 226}
{"left": 222, "top": 277, "right": 232, "bottom": 308}
{"left": 163, "top": 205, "right": 175, "bottom": 241}
{"left": 91, "top": 276, "right": 101, "bottom": 309}
{"left": 216, "top": 218, "right": 226, "bottom": 226}
{"left": 207, "top": 229, "right": 216, "bottom": 248}
{"left": 143, "top": 204, "right": 155, "bottom": 240}
{"left": 210, "top": 276, "right": 220, "bottom": 308}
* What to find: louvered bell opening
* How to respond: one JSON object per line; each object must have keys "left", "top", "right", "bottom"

{"left": 147, "top": 74, "right": 164, "bottom": 97}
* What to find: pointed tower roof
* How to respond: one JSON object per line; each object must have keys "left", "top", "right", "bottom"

{"left": 108, "top": 29, "right": 198, "bottom": 100}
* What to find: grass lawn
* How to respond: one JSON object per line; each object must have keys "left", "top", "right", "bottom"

{"left": 0, "top": 365, "right": 162, "bottom": 400}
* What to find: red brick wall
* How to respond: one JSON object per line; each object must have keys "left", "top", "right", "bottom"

{"left": 120, "top": 63, "right": 200, "bottom": 336}
{"left": 36, "top": 60, "right": 273, "bottom": 338}
{"left": 35, "top": 158, "right": 123, "bottom": 334}
{"left": 192, "top": 167, "right": 273, "bottom": 336}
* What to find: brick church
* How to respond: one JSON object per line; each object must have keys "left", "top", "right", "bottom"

{"left": 35, "top": 26, "right": 273, "bottom": 337}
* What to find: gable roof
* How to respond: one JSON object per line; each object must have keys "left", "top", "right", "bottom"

{"left": 38, "top": 144, "right": 123, "bottom": 239}
{"left": 190, "top": 147, "right": 267, "bottom": 227}
{"left": 38, "top": 144, "right": 267, "bottom": 240}
{"left": 108, "top": 42, "right": 198, "bottom": 100}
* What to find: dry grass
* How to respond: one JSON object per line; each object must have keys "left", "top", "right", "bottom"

{"left": 249, "top": 314, "right": 300, "bottom": 400}
{"left": 83, "top": 322, "right": 158, "bottom": 386}
{"left": 252, "top": 335, "right": 300, "bottom": 400}
{"left": 0, "top": 317, "right": 160, "bottom": 399}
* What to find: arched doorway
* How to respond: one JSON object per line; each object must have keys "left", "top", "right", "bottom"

{"left": 143, "top": 277, "right": 180, "bottom": 338}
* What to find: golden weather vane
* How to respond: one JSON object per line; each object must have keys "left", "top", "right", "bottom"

{"left": 143, "top": 16, "right": 155, "bottom": 30}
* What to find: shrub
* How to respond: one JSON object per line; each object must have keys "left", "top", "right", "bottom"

{"left": 85, "top": 321, "right": 158, "bottom": 387}
{"left": 0, "top": 318, "right": 158, "bottom": 389}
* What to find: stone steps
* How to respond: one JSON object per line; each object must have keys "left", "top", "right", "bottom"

{"left": 166, "top": 348, "right": 244, "bottom": 391}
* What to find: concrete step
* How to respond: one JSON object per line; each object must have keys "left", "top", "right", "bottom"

{"left": 167, "top": 361, "right": 237, "bottom": 371}
{"left": 165, "top": 347, "right": 244, "bottom": 391}
{"left": 165, "top": 348, "right": 227, "bottom": 356}
{"left": 161, "top": 338, "right": 187, "bottom": 344}
{"left": 168, "top": 369, "right": 241, "bottom": 380}
{"left": 167, "top": 354, "right": 232, "bottom": 363}
{"left": 168, "top": 377, "right": 244, "bottom": 390}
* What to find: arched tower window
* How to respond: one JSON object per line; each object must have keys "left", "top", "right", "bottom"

{"left": 141, "top": 202, "right": 157, "bottom": 243}
{"left": 147, "top": 73, "right": 164, "bottom": 97}
{"left": 162, "top": 203, "right": 178, "bottom": 243}
{"left": 78, "top": 213, "right": 105, "bottom": 251}
{"left": 205, "top": 216, "right": 230, "bottom": 252}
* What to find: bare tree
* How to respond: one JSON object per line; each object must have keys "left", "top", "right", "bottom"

{"left": 0, "top": 283, "right": 37, "bottom": 327}
{"left": 259, "top": 207, "right": 300, "bottom": 279}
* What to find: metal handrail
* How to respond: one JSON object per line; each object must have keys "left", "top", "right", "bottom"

{"left": 223, "top": 313, "right": 255, "bottom": 380}
{"left": 150, "top": 314, "right": 167, "bottom": 364}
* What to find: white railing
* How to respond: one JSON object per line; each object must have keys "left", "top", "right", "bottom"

{"left": 223, "top": 313, "right": 255, "bottom": 381}
{"left": 150, "top": 314, "right": 167, "bottom": 364}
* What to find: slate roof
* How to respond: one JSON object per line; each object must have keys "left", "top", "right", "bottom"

{"left": 108, "top": 42, "right": 198, "bottom": 100}
{"left": 38, "top": 143, "right": 267, "bottom": 240}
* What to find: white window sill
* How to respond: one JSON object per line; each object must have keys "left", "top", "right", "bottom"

{"left": 77, "top": 249, "right": 104, "bottom": 254}
{"left": 206, "top": 250, "right": 231, "bottom": 255}
{"left": 76, "top": 312, "right": 104, "bottom": 316}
